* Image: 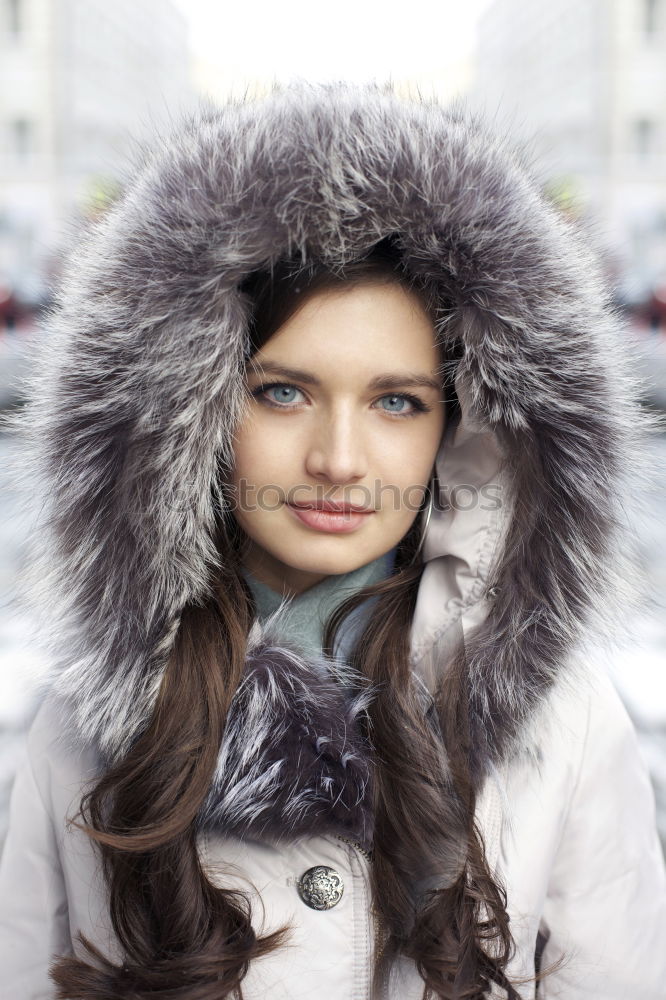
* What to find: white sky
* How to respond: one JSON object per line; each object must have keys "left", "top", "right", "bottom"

{"left": 172, "top": 0, "right": 495, "bottom": 101}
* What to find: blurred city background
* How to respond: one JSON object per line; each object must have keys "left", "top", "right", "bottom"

{"left": 1, "top": 0, "right": 665, "bottom": 856}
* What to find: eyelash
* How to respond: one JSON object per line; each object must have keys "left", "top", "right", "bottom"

{"left": 250, "top": 382, "right": 431, "bottom": 418}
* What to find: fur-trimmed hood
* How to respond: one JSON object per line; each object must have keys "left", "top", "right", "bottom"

{"left": 6, "top": 79, "right": 651, "bottom": 847}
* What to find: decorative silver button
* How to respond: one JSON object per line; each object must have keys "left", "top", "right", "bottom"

{"left": 297, "top": 865, "right": 344, "bottom": 910}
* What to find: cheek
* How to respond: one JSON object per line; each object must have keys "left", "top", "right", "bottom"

{"left": 231, "top": 415, "right": 291, "bottom": 485}
{"left": 379, "top": 420, "right": 444, "bottom": 485}
{"left": 231, "top": 433, "right": 260, "bottom": 484}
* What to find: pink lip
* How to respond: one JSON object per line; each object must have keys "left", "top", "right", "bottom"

{"left": 286, "top": 503, "right": 375, "bottom": 534}
{"left": 290, "top": 500, "right": 373, "bottom": 513}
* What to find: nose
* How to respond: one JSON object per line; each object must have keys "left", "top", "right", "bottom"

{"left": 304, "top": 405, "right": 368, "bottom": 485}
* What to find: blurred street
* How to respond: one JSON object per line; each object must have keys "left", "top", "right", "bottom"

{"left": 0, "top": 423, "right": 46, "bottom": 845}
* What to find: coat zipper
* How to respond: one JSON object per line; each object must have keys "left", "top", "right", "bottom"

{"left": 334, "top": 834, "right": 387, "bottom": 991}
{"left": 335, "top": 833, "right": 373, "bottom": 863}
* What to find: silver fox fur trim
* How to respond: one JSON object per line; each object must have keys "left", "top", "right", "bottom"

{"left": 197, "top": 607, "right": 381, "bottom": 850}
{"left": 3, "top": 79, "right": 660, "bottom": 840}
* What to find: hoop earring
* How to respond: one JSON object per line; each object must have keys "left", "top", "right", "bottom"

{"left": 410, "top": 470, "right": 438, "bottom": 564}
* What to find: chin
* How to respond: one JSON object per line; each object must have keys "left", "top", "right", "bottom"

{"left": 284, "top": 552, "right": 363, "bottom": 576}
{"left": 276, "top": 544, "right": 375, "bottom": 578}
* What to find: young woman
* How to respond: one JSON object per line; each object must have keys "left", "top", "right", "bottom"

{"left": 1, "top": 80, "right": 664, "bottom": 1000}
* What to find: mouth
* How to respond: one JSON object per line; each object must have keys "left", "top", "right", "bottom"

{"left": 285, "top": 501, "right": 375, "bottom": 534}
{"left": 288, "top": 500, "right": 375, "bottom": 514}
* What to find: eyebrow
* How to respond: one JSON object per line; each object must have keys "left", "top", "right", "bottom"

{"left": 246, "top": 362, "right": 442, "bottom": 394}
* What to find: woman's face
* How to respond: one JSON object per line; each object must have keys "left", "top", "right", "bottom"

{"left": 231, "top": 281, "right": 446, "bottom": 595}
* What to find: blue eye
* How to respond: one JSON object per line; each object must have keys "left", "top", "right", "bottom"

{"left": 253, "top": 383, "right": 306, "bottom": 407}
{"left": 379, "top": 394, "right": 415, "bottom": 414}
{"left": 375, "top": 393, "right": 430, "bottom": 418}
{"left": 251, "top": 382, "right": 430, "bottom": 418}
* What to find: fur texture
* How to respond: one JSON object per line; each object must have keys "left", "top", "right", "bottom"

{"left": 4, "top": 79, "right": 657, "bottom": 842}
{"left": 197, "top": 611, "right": 380, "bottom": 850}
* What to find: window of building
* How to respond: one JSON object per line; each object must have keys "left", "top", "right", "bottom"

{"left": 11, "top": 118, "right": 32, "bottom": 159}
{"left": 7, "top": 0, "right": 22, "bottom": 37}
{"left": 634, "top": 118, "right": 655, "bottom": 158}
{"left": 644, "top": 0, "right": 660, "bottom": 36}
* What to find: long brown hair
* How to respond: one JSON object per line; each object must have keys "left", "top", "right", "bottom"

{"left": 50, "top": 237, "right": 528, "bottom": 998}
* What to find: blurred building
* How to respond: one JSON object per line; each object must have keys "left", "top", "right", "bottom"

{"left": 471, "top": 0, "right": 666, "bottom": 305}
{"left": 0, "top": 0, "right": 192, "bottom": 305}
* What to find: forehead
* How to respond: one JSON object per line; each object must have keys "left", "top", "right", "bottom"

{"left": 248, "top": 282, "right": 440, "bottom": 375}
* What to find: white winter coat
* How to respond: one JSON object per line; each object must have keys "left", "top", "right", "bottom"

{"left": 1, "top": 638, "right": 665, "bottom": 998}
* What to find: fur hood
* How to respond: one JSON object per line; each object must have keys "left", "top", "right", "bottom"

{"left": 6, "top": 79, "right": 652, "bottom": 847}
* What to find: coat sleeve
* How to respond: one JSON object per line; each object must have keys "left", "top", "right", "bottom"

{"left": 0, "top": 706, "right": 73, "bottom": 999}
{"left": 538, "top": 667, "right": 666, "bottom": 999}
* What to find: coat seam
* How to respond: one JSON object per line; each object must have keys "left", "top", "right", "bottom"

{"left": 548, "top": 684, "right": 593, "bottom": 863}
{"left": 342, "top": 840, "right": 371, "bottom": 1000}
{"left": 410, "top": 494, "right": 505, "bottom": 667}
